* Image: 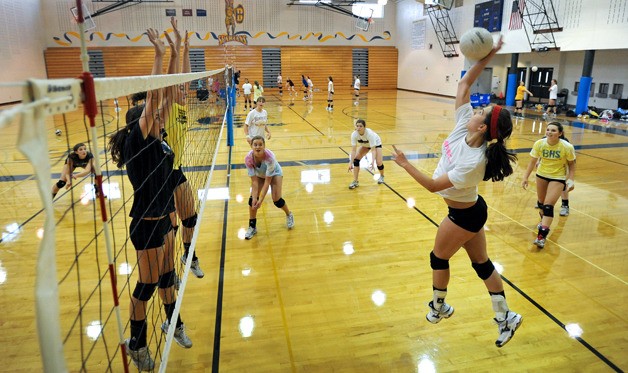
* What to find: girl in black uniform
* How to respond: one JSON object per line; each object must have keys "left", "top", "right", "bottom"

{"left": 51, "top": 142, "right": 95, "bottom": 198}
{"left": 108, "top": 27, "right": 192, "bottom": 371}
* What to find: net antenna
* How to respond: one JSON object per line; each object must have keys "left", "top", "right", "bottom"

{"left": 355, "top": 7, "right": 373, "bottom": 32}
{"left": 74, "top": 0, "right": 131, "bottom": 371}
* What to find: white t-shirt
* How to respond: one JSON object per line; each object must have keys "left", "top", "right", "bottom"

{"left": 307, "top": 78, "right": 313, "bottom": 89}
{"left": 354, "top": 78, "right": 361, "bottom": 90}
{"left": 245, "top": 109, "right": 268, "bottom": 138}
{"left": 549, "top": 84, "right": 558, "bottom": 100}
{"left": 242, "top": 83, "right": 253, "bottom": 95}
{"left": 351, "top": 127, "right": 381, "bottom": 148}
{"left": 328, "top": 81, "right": 334, "bottom": 93}
{"left": 277, "top": 75, "right": 282, "bottom": 85}
{"left": 433, "top": 103, "right": 486, "bottom": 203}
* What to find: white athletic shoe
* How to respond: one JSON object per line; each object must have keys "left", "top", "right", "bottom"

{"left": 559, "top": 206, "right": 569, "bottom": 216}
{"left": 182, "top": 253, "right": 205, "bottom": 278}
{"left": 377, "top": 176, "right": 385, "bottom": 184}
{"left": 125, "top": 339, "right": 155, "bottom": 371}
{"left": 494, "top": 311, "right": 523, "bottom": 347}
{"left": 348, "top": 180, "right": 359, "bottom": 189}
{"left": 245, "top": 226, "right": 257, "bottom": 240}
{"left": 426, "top": 301, "right": 454, "bottom": 324}
{"left": 286, "top": 212, "right": 295, "bottom": 229}
{"left": 161, "top": 320, "right": 193, "bottom": 348}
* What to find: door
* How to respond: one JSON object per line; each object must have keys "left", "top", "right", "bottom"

{"left": 529, "top": 67, "right": 554, "bottom": 100}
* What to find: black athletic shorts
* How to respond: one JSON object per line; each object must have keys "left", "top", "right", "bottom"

{"left": 536, "top": 174, "right": 567, "bottom": 190}
{"left": 130, "top": 216, "right": 172, "bottom": 250}
{"left": 447, "top": 195, "right": 488, "bottom": 233}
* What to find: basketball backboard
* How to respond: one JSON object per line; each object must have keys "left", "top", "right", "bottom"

{"left": 354, "top": 7, "right": 373, "bottom": 32}
{"left": 71, "top": 4, "right": 96, "bottom": 31}
{"left": 424, "top": 0, "right": 453, "bottom": 10}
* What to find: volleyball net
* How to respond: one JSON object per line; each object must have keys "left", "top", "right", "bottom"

{"left": 0, "top": 66, "right": 231, "bottom": 371}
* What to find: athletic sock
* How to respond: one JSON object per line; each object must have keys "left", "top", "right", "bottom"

{"left": 249, "top": 218, "right": 257, "bottom": 229}
{"left": 183, "top": 242, "right": 197, "bottom": 261}
{"left": 130, "top": 319, "right": 148, "bottom": 349}
{"left": 432, "top": 287, "right": 447, "bottom": 310}
{"left": 490, "top": 292, "right": 508, "bottom": 320}
{"left": 164, "top": 302, "right": 183, "bottom": 328}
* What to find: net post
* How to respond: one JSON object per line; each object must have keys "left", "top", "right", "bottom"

{"left": 76, "top": 0, "right": 129, "bottom": 370}
{"left": 227, "top": 67, "right": 235, "bottom": 146}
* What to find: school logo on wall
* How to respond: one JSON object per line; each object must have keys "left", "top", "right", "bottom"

{"left": 219, "top": 0, "right": 247, "bottom": 45}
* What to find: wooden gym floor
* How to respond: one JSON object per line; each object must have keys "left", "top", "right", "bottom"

{"left": 0, "top": 89, "right": 626, "bottom": 372}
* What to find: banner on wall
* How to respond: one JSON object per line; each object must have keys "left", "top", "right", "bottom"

{"left": 165, "top": 9, "right": 176, "bottom": 17}
{"left": 412, "top": 19, "right": 426, "bottom": 50}
{"left": 182, "top": 9, "right": 193, "bottom": 17}
{"left": 219, "top": 0, "right": 247, "bottom": 45}
{"left": 197, "top": 9, "right": 207, "bottom": 17}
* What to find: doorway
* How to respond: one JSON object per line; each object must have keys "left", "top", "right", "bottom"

{"left": 529, "top": 67, "right": 554, "bottom": 101}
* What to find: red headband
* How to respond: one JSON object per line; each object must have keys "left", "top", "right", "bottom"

{"left": 490, "top": 106, "right": 502, "bottom": 140}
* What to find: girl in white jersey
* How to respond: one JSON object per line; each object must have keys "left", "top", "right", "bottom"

{"left": 326, "top": 76, "right": 334, "bottom": 111}
{"left": 353, "top": 75, "right": 361, "bottom": 105}
{"left": 392, "top": 36, "right": 522, "bottom": 348}
{"left": 244, "top": 96, "right": 271, "bottom": 145}
{"left": 241, "top": 78, "right": 253, "bottom": 111}
{"left": 348, "top": 119, "right": 384, "bottom": 188}
{"left": 543, "top": 79, "right": 558, "bottom": 118}
{"left": 243, "top": 136, "right": 294, "bottom": 239}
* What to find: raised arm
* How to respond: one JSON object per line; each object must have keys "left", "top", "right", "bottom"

{"left": 141, "top": 28, "right": 166, "bottom": 139}
{"left": 182, "top": 31, "right": 190, "bottom": 74}
{"left": 167, "top": 17, "right": 182, "bottom": 74}
{"left": 456, "top": 35, "right": 503, "bottom": 109}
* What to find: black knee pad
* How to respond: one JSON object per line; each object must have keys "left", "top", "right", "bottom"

{"left": 158, "top": 270, "right": 176, "bottom": 289}
{"left": 172, "top": 225, "right": 179, "bottom": 236}
{"left": 248, "top": 196, "right": 253, "bottom": 206}
{"left": 56, "top": 180, "right": 66, "bottom": 189}
{"left": 542, "top": 204, "right": 554, "bottom": 218}
{"left": 516, "top": 106, "right": 522, "bottom": 110}
{"left": 472, "top": 259, "right": 495, "bottom": 280}
{"left": 132, "top": 282, "right": 157, "bottom": 301}
{"left": 430, "top": 251, "right": 449, "bottom": 270}
{"left": 273, "top": 198, "right": 285, "bottom": 208}
{"left": 181, "top": 214, "right": 197, "bottom": 228}
{"left": 353, "top": 159, "right": 360, "bottom": 167}
{"left": 377, "top": 164, "right": 384, "bottom": 171}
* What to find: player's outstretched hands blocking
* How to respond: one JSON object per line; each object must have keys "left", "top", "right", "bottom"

{"left": 147, "top": 28, "right": 165, "bottom": 56}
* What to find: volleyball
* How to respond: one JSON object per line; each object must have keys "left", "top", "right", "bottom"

{"left": 55, "top": 129, "right": 62, "bottom": 136}
{"left": 459, "top": 27, "right": 494, "bottom": 61}
{"left": 531, "top": 66, "right": 538, "bottom": 72}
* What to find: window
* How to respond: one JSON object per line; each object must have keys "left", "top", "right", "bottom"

{"left": 596, "top": 83, "right": 609, "bottom": 98}
{"left": 610, "top": 84, "right": 624, "bottom": 99}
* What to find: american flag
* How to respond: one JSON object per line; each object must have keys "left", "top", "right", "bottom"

{"left": 509, "top": 0, "right": 526, "bottom": 30}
